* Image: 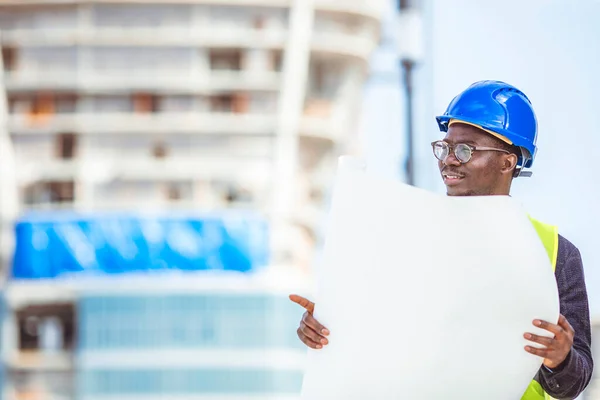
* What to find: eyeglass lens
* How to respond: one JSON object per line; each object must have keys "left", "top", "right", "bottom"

{"left": 433, "top": 142, "right": 472, "bottom": 163}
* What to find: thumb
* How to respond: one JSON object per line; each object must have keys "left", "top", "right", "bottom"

{"left": 289, "top": 294, "right": 315, "bottom": 314}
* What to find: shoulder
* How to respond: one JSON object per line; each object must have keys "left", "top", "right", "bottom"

{"left": 556, "top": 234, "right": 584, "bottom": 275}
{"left": 557, "top": 234, "right": 581, "bottom": 260}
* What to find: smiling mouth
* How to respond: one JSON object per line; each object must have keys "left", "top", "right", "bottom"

{"left": 442, "top": 172, "right": 465, "bottom": 184}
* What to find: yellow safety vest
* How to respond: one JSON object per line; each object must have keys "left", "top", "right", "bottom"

{"left": 520, "top": 217, "right": 559, "bottom": 400}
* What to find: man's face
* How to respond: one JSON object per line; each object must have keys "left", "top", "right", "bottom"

{"left": 438, "top": 123, "right": 511, "bottom": 196}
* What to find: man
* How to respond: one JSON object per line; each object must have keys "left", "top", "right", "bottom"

{"left": 290, "top": 81, "right": 593, "bottom": 399}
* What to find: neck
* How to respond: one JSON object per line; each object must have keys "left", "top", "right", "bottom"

{"left": 491, "top": 177, "right": 513, "bottom": 196}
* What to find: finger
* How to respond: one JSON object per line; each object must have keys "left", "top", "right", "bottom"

{"left": 297, "top": 327, "right": 322, "bottom": 349}
{"left": 557, "top": 314, "right": 575, "bottom": 334}
{"left": 300, "top": 321, "right": 329, "bottom": 346}
{"left": 525, "top": 345, "right": 550, "bottom": 358}
{"left": 297, "top": 328, "right": 322, "bottom": 349}
{"left": 303, "top": 311, "right": 330, "bottom": 336}
{"left": 289, "top": 294, "right": 315, "bottom": 314}
{"left": 533, "top": 319, "right": 565, "bottom": 337}
{"left": 524, "top": 333, "right": 554, "bottom": 347}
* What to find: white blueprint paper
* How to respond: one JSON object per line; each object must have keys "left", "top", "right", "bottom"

{"left": 300, "top": 157, "right": 560, "bottom": 400}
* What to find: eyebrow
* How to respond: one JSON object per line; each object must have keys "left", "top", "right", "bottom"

{"left": 445, "top": 139, "right": 479, "bottom": 146}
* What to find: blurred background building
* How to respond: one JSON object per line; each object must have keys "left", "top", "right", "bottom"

{"left": 0, "top": 0, "right": 386, "bottom": 272}
{"left": 0, "top": 0, "right": 387, "bottom": 399}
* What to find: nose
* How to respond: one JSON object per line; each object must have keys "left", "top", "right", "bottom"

{"left": 442, "top": 151, "right": 461, "bottom": 167}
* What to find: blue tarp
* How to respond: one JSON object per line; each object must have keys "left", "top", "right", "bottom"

{"left": 12, "top": 211, "right": 269, "bottom": 279}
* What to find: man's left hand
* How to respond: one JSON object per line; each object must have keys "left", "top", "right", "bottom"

{"left": 524, "top": 314, "right": 575, "bottom": 369}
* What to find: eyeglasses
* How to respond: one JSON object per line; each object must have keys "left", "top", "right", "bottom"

{"left": 431, "top": 140, "right": 511, "bottom": 164}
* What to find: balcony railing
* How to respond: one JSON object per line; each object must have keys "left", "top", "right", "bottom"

{"left": 4, "top": 70, "right": 282, "bottom": 92}
{"left": 315, "top": 0, "right": 386, "bottom": 20}
{"left": 311, "top": 32, "right": 377, "bottom": 60}
{"left": 0, "top": 0, "right": 384, "bottom": 18}
{"left": 9, "top": 112, "right": 278, "bottom": 135}
{"left": 0, "top": 26, "right": 287, "bottom": 47}
{"left": 0, "top": 0, "right": 383, "bottom": 20}
{"left": 111, "top": 157, "right": 273, "bottom": 181}
{"left": 8, "top": 111, "right": 338, "bottom": 142}
{"left": 1, "top": 23, "right": 378, "bottom": 61}
{"left": 16, "top": 156, "right": 273, "bottom": 183}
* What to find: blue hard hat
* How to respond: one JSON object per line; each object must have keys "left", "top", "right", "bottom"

{"left": 436, "top": 80, "right": 538, "bottom": 169}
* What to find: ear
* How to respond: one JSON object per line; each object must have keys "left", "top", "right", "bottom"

{"left": 501, "top": 153, "right": 518, "bottom": 175}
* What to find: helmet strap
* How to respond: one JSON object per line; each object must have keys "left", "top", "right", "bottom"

{"left": 512, "top": 147, "right": 533, "bottom": 178}
{"left": 514, "top": 168, "right": 533, "bottom": 178}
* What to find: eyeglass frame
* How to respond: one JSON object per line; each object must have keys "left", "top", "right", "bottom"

{"left": 430, "top": 140, "right": 512, "bottom": 164}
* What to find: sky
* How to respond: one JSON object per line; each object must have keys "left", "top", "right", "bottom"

{"left": 359, "top": 0, "right": 600, "bottom": 317}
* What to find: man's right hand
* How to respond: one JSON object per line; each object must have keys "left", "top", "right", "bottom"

{"left": 289, "top": 294, "right": 330, "bottom": 349}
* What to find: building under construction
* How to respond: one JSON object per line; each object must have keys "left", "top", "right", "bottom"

{"left": 0, "top": 1, "right": 385, "bottom": 399}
